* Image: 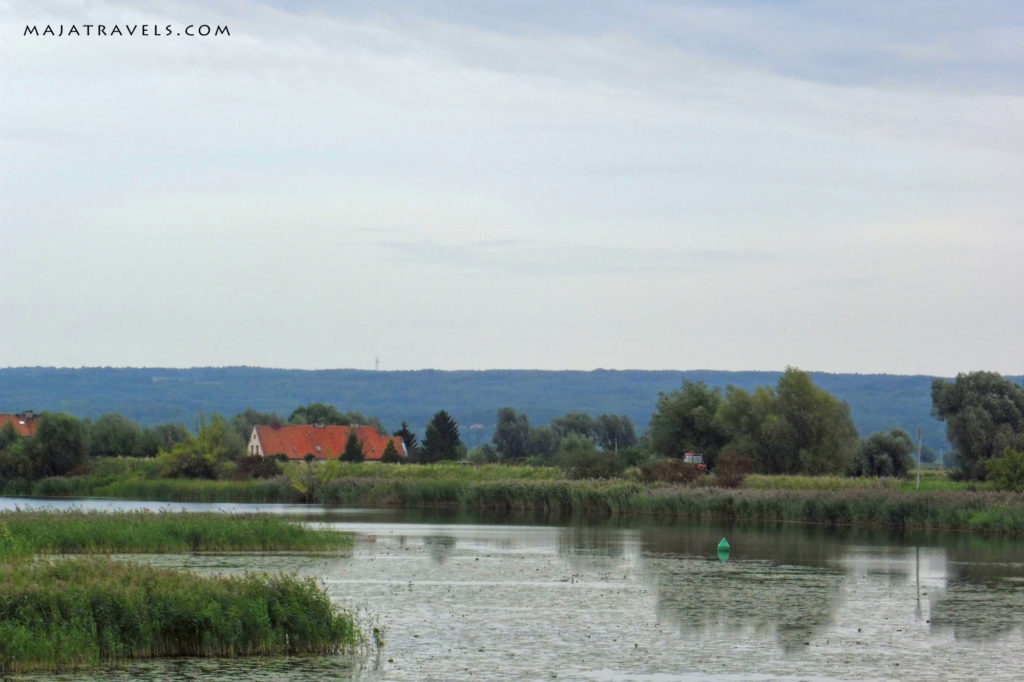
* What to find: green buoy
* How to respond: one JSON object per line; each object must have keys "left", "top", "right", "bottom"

{"left": 717, "top": 537, "right": 730, "bottom": 563}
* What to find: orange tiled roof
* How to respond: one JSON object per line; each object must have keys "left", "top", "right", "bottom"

{"left": 0, "top": 413, "right": 40, "bottom": 437}
{"left": 254, "top": 424, "right": 406, "bottom": 461}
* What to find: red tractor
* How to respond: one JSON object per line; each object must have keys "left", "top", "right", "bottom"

{"left": 683, "top": 452, "right": 708, "bottom": 473}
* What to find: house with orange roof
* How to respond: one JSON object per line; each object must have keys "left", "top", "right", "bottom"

{"left": 0, "top": 410, "right": 41, "bottom": 437}
{"left": 248, "top": 423, "right": 406, "bottom": 461}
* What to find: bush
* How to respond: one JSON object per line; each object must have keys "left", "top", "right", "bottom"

{"left": 555, "top": 434, "right": 624, "bottom": 480}
{"left": 988, "top": 448, "right": 1024, "bottom": 491}
{"left": 640, "top": 459, "right": 702, "bottom": 485}
{"left": 233, "top": 455, "right": 283, "bottom": 480}
{"left": 714, "top": 452, "right": 754, "bottom": 488}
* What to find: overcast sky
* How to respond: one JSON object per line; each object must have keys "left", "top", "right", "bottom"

{"left": 2, "top": 1, "right": 1022, "bottom": 374}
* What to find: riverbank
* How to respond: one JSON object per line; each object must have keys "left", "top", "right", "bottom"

{"left": 3, "top": 461, "right": 1022, "bottom": 534}
{"left": 0, "top": 511, "right": 363, "bottom": 673}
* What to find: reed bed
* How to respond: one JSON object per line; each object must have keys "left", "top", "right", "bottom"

{"left": 8, "top": 462, "right": 1024, "bottom": 534}
{"left": 0, "top": 511, "right": 353, "bottom": 558}
{"left": 310, "top": 478, "right": 1024, "bottom": 533}
{"left": 315, "top": 461, "right": 562, "bottom": 481}
{"left": 744, "top": 474, "right": 903, "bottom": 491}
{"left": 0, "top": 557, "right": 360, "bottom": 673}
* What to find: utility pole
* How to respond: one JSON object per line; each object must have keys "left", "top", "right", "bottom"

{"left": 917, "top": 427, "right": 923, "bottom": 491}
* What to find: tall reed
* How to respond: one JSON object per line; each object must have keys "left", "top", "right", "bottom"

{"left": 0, "top": 558, "right": 360, "bottom": 673}
{"left": 0, "top": 511, "right": 352, "bottom": 558}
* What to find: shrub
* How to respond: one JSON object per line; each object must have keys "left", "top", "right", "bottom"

{"left": 988, "top": 448, "right": 1024, "bottom": 491}
{"left": 555, "top": 435, "right": 624, "bottom": 480}
{"left": 714, "top": 452, "right": 754, "bottom": 488}
{"left": 233, "top": 455, "right": 283, "bottom": 480}
{"left": 380, "top": 440, "right": 403, "bottom": 464}
{"left": 640, "top": 459, "right": 702, "bottom": 485}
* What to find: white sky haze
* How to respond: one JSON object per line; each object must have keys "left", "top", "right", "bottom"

{"left": 2, "top": 1, "right": 1022, "bottom": 374}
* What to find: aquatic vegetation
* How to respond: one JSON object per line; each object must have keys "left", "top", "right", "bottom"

{"left": 0, "top": 558, "right": 360, "bottom": 672}
{"left": 0, "top": 512, "right": 362, "bottom": 672}
{"left": 0, "top": 511, "right": 354, "bottom": 558}
{"left": 744, "top": 474, "right": 902, "bottom": 490}
{"left": 7, "top": 459, "right": 1024, "bottom": 534}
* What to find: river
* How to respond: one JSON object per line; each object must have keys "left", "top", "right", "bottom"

{"left": 3, "top": 498, "right": 1023, "bottom": 680}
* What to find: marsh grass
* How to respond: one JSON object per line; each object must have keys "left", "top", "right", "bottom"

{"left": 8, "top": 459, "right": 1024, "bottom": 534}
{"left": 314, "top": 461, "right": 562, "bottom": 481}
{"left": 0, "top": 511, "right": 353, "bottom": 558}
{"left": 744, "top": 474, "right": 903, "bottom": 491}
{"left": 0, "top": 512, "right": 361, "bottom": 672}
{"left": 0, "top": 558, "right": 360, "bottom": 672}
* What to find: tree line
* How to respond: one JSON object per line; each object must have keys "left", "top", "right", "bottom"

{"left": 2, "top": 368, "right": 1022, "bottom": 488}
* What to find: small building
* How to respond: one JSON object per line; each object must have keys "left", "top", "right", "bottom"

{"left": 0, "top": 410, "right": 41, "bottom": 437}
{"left": 248, "top": 423, "right": 407, "bottom": 461}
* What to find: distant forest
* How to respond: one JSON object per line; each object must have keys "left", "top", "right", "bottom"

{"left": 2, "top": 367, "right": 1013, "bottom": 452}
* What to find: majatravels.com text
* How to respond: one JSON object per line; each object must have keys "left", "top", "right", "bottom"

{"left": 24, "top": 24, "right": 229, "bottom": 37}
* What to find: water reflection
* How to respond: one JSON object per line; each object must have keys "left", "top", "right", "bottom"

{"left": 6, "top": 498, "right": 1024, "bottom": 680}
{"left": 423, "top": 535, "right": 457, "bottom": 564}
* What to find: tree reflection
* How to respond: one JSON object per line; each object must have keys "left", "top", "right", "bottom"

{"left": 647, "top": 556, "right": 845, "bottom": 652}
{"left": 423, "top": 535, "right": 457, "bottom": 564}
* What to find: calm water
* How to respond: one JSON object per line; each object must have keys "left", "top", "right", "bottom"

{"left": 3, "top": 498, "right": 1024, "bottom": 680}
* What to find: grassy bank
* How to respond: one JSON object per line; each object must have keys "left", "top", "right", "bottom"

{"left": 0, "top": 558, "right": 359, "bottom": 673}
{"left": 5, "top": 459, "right": 1023, "bottom": 534}
{"left": 0, "top": 512, "right": 363, "bottom": 672}
{"left": 0, "top": 511, "right": 353, "bottom": 559}
{"left": 308, "top": 477, "right": 1024, "bottom": 533}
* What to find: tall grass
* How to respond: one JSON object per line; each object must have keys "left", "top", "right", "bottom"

{"left": 9, "top": 458, "right": 1024, "bottom": 534}
{"left": 0, "top": 512, "right": 362, "bottom": 672}
{"left": 312, "top": 477, "right": 1024, "bottom": 533}
{"left": 0, "top": 511, "right": 353, "bottom": 558}
{"left": 314, "top": 460, "right": 562, "bottom": 481}
{"left": 744, "top": 474, "right": 903, "bottom": 491}
{"left": 0, "top": 558, "right": 360, "bottom": 672}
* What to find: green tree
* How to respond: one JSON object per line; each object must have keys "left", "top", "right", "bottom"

{"left": 648, "top": 381, "right": 730, "bottom": 463}
{"left": 716, "top": 368, "right": 859, "bottom": 475}
{"left": 393, "top": 422, "right": 419, "bottom": 460}
{"left": 151, "top": 423, "right": 191, "bottom": 450}
{"left": 987, "top": 448, "right": 1024, "bottom": 491}
{"left": 595, "top": 414, "right": 637, "bottom": 451}
{"left": 854, "top": 429, "right": 916, "bottom": 477}
{"left": 0, "top": 422, "right": 20, "bottom": 450}
{"left": 87, "top": 413, "right": 142, "bottom": 458}
{"left": 0, "top": 423, "right": 28, "bottom": 481}
{"left": 493, "top": 408, "right": 530, "bottom": 460}
{"left": 555, "top": 433, "right": 623, "bottom": 479}
{"left": 289, "top": 402, "right": 347, "bottom": 425}
{"left": 380, "top": 439, "right": 403, "bottom": 463}
{"left": 289, "top": 403, "right": 384, "bottom": 432}
{"left": 550, "top": 412, "right": 597, "bottom": 441}
{"left": 159, "top": 414, "right": 244, "bottom": 479}
{"left": 419, "top": 410, "right": 464, "bottom": 463}
{"left": 135, "top": 428, "right": 164, "bottom": 458}
{"left": 33, "top": 412, "right": 88, "bottom": 478}
{"left": 230, "top": 408, "right": 286, "bottom": 441}
{"left": 931, "top": 372, "right": 1024, "bottom": 480}
{"left": 920, "top": 443, "right": 937, "bottom": 464}
{"left": 341, "top": 431, "right": 365, "bottom": 462}
{"left": 527, "top": 426, "right": 560, "bottom": 461}
{"left": 467, "top": 444, "right": 500, "bottom": 464}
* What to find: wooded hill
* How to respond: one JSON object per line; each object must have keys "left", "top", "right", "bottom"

{"left": 2, "top": 367, "right": 1012, "bottom": 452}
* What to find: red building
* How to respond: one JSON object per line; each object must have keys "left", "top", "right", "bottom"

{"left": 247, "top": 423, "right": 406, "bottom": 461}
{"left": 0, "top": 410, "right": 40, "bottom": 437}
